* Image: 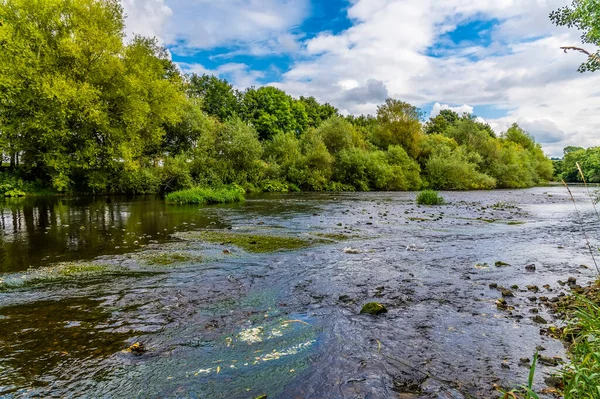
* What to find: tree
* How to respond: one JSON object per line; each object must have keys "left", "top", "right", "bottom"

{"left": 372, "top": 98, "right": 424, "bottom": 158}
{"left": 188, "top": 74, "right": 239, "bottom": 121}
{"left": 298, "top": 96, "right": 338, "bottom": 128}
{"left": 550, "top": 0, "right": 600, "bottom": 72}
{"left": 240, "top": 86, "right": 305, "bottom": 140}
{"left": 0, "top": 0, "right": 187, "bottom": 192}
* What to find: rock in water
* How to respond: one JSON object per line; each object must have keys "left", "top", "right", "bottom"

{"left": 360, "top": 302, "right": 388, "bottom": 315}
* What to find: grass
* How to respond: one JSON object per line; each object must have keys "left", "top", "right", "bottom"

{"left": 188, "top": 230, "right": 317, "bottom": 253}
{"left": 416, "top": 190, "right": 445, "bottom": 206}
{"left": 165, "top": 186, "right": 245, "bottom": 205}
{"left": 560, "top": 292, "right": 600, "bottom": 398}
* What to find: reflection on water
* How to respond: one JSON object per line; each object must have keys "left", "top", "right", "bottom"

{"left": 0, "top": 196, "right": 227, "bottom": 273}
{"left": 0, "top": 297, "right": 136, "bottom": 396}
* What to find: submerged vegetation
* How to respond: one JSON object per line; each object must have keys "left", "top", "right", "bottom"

{"left": 0, "top": 0, "right": 554, "bottom": 196}
{"left": 416, "top": 190, "right": 445, "bottom": 205}
{"left": 0, "top": 262, "right": 113, "bottom": 291}
{"left": 183, "top": 231, "right": 318, "bottom": 253}
{"left": 165, "top": 186, "right": 245, "bottom": 205}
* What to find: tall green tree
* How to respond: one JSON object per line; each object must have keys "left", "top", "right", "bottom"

{"left": 0, "top": 0, "right": 187, "bottom": 191}
{"left": 372, "top": 98, "right": 424, "bottom": 158}
{"left": 240, "top": 86, "right": 306, "bottom": 140}
{"left": 188, "top": 74, "right": 239, "bottom": 121}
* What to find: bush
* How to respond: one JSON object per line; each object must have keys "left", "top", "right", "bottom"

{"left": 0, "top": 173, "right": 26, "bottom": 197}
{"left": 425, "top": 147, "right": 496, "bottom": 190}
{"left": 165, "top": 186, "right": 245, "bottom": 205}
{"left": 416, "top": 190, "right": 444, "bottom": 205}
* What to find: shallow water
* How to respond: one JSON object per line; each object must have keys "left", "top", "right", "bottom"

{"left": 0, "top": 186, "right": 598, "bottom": 398}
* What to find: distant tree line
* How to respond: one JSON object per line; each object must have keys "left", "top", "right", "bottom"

{"left": 0, "top": 0, "right": 554, "bottom": 195}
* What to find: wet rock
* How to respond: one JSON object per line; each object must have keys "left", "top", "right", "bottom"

{"left": 549, "top": 297, "right": 559, "bottom": 303}
{"left": 360, "top": 302, "right": 388, "bottom": 315}
{"left": 495, "top": 261, "right": 511, "bottom": 267}
{"left": 525, "top": 264, "right": 536, "bottom": 272}
{"left": 536, "top": 345, "right": 546, "bottom": 351}
{"left": 123, "top": 342, "right": 146, "bottom": 356}
{"left": 543, "top": 284, "right": 551, "bottom": 290}
{"left": 489, "top": 283, "right": 498, "bottom": 289}
{"left": 539, "top": 296, "right": 549, "bottom": 302}
{"left": 529, "top": 308, "right": 539, "bottom": 314}
{"left": 510, "top": 285, "right": 519, "bottom": 290}
{"left": 528, "top": 296, "right": 537, "bottom": 302}
{"left": 519, "top": 357, "right": 531, "bottom": 367}
{"left": 501, "top": 289, "right": 514, "bottom": 297}
{"left": 501, "top": 361, "right": 510, "bottom": 369}
{"left": 527, "top": 285, "right": 539, "bottom": 293}
{"left": 339, "top": 295, "right": 354, "bottom": 304}
{"left": 532, "top": 315, "right": 548, "bottom": 324}
{"left": 568, "top": 277, "right": 577, "bottom": 284}
{"left": 545, "top": 376, "right": 563, "bottom": 389}
{"left": 539, "top": 356, "right": 562, "bottom": 367}
{"left": 254, "top": 395, "right": 268, "bottom": 399}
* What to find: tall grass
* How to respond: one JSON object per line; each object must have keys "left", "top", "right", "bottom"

{"left": 562, "top": 295, "right": 600, "bottom": 398}
{"left": 165, "top": 186, "right": 245, "bottom": 205}
{"left": 561, "top": 175, "right": 600, "bottom": 397}
{"left": 416, "top": 189, "right": 445, "bottom": 205}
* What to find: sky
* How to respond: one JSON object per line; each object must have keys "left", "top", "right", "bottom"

{"left": 121, "top": 0, "right": 600, "bottom": 158}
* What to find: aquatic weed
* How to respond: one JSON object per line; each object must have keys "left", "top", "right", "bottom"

{"left": 416, "top": 190, "right": 445, "bottom": 206}
{"left": 165, "top": 186, "right": 245, "bottom": 205}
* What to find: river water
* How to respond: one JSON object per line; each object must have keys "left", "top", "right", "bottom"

{"left": 0, "top": 187, "right": 598, "bottom": 398}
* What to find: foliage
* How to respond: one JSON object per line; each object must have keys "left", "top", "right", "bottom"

{"left": 416, "top": 190, "right": 445, "bottom": 205}
{"left": 0, "top": 0, "right": 555, "bottom": 195}
{"left": 165, "top": 186, "right": 245, "bottom": 205}
{"left": 425, "top": 146, "right": 497, "bottom": 190}
{"left": 188, "top": 74, "right": 238, "bottom": 121}
{"left": 560, "top": 147, "right": 600, "bottom": 183}
{"left": 550, "top": 0, "right": 600, "bottom": 72}
{"left": 372, "top": 99, "right": 424, "bottom": 158}
{"left": 562, "top": 295, "right": 600, "bottom": 398}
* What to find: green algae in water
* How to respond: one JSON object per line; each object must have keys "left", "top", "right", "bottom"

{"left": 189, "top": 231, "right": 317, "bottom": 253}
{"left": 0, "top": 262, "right": 118, "bottom": 291}
{"left": 139, "top": 251, "right": 203, "bottom": 266}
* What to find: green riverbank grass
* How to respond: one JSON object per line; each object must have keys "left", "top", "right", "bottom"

{"left": 165, "top": 186, "right": 245, "bottom": 205}
{"left": 560, "top": 288, "right": 600, "bottom": 398}
{"left": 416, "top": 190, "right": 445, "bottom": 205}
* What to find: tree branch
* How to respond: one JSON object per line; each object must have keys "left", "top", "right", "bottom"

{"left": 560, "top": 46, "right": 594, "bottom": 57}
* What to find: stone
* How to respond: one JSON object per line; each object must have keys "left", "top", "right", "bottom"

{"left": 360, "top": 302, "right": 388, "bottom": 315}
{"left": 532, "top": 315, "right": 548, "bottom": 324}
{"left": 525, "top": 264, "right": 536, "bottom": 272}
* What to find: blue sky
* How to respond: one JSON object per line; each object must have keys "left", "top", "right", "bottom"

{"left": 123, "top": 0, "right": 600, "bottom": 156}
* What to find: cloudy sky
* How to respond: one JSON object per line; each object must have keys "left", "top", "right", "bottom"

{"left": 122, "top": 0, "right": 600, "bottom": 157}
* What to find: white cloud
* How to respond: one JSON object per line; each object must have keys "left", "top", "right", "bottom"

{"left": 121, "top": 0, "right": 173, "bottom": 41}
{"left": 430, "top": 103, "right": 474, "bottom": 118}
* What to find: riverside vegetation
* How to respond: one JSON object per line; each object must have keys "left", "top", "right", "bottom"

{"left": 0, "top": 0, "right": 556, "bottom": 198}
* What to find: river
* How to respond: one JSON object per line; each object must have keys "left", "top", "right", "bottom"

{"left": 0, "top": 187, "right": 597, "bottom": 398}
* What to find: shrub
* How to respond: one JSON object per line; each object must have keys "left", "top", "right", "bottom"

{"left": 165, "top": 186, "right": 245, "bottom": 205}
{"left": 0, "top": 173, "right": 26, "bottom": 197}
{"left": 416, "top": 190, "right": 444, "bottom": 205}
